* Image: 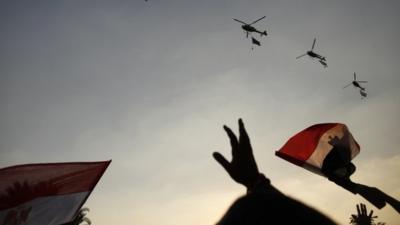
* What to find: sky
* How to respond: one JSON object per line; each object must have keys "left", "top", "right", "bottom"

{"left": 0, "top": 0, "right": 399, "bottom": 224}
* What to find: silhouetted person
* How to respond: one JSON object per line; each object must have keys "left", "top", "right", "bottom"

{"left": 213, "top": 119, "right": 337, "bottom": 225}
{"left": 322, "top": 132, "right": 358, "bottom": 193}
{"left": 321, "top": 131, "right": 400, "bottom": 213}
{"left": 349, "top": 203, "right": 385, "bottom": 225}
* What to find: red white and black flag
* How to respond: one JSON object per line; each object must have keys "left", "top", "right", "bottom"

{"left": 0, "top": 161, "right": 110, "bottom": 225}
{"left": 276, "top": 123, "right": 400, "bottom": 212}
{"left": 276, "top": 123, "right": 360, "bottom": 176}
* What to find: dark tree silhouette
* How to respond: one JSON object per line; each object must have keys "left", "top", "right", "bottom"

{"left": 349, "top": 203, "right": 385, "bottom": 225}
{"left": 61, "top": 207, "right": 91, "bottom": 225}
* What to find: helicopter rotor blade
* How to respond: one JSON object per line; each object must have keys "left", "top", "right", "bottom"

{"left": 343, "top": 83, "right": 352, "bottom": 89}
{"left": 354, "top": 72, "right": 357, "bottom": 81}
{"left": 296, "top": 53, "right": 307, "bottom": 59}
{"left": 357, "top": 81, "right": 368, "bottom": 83}
{"left": 233, "top": 18, "right": 247, "bottom": 25}
{"left": 250, "top": 16, "right": 266, "bottom": 25}
{"left": 311, "top": 38, "right": 316, "bottom": 50}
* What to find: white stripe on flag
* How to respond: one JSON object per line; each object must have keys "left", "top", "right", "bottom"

{"left": 0, "top": 191, "right": 88, "bottom": 225}
{"left": 305, "top": 124, "right": 360, "bottom": 171}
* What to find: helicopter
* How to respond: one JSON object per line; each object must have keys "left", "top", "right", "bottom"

{"left": 343, "top": 73, "right": 368, "bottom": 98}
{"left": 233, "top": 16, "right": 268, "bottom": 38}
{"left": 296, "top": 38, "right": 327, "bottom": 68}
{"left": 343, "top": 73, "right": 367, "bottom": 91}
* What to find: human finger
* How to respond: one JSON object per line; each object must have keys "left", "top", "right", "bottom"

{"left": 213, "top": 152, "right": 231, "bottom": 174}
{"left": 224, "top": 125, "right": 239, "bottom": 154}
{"left": 238, "top": 118, "right": 250, "bottom": 145}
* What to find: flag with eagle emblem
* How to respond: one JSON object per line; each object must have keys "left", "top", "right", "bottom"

{"left": 0, "top": 161, "right": 110, "bottom": 225}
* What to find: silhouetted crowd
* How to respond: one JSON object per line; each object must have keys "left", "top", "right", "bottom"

{"left": 65, "top": 119, "right": 398, "bottom": 225}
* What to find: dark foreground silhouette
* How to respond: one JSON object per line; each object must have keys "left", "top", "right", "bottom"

{"left": 213, "top": 119, "right": 337, "bottom": 225}
{"left": 321, "top": 130, "right": 400, "bottom": 213}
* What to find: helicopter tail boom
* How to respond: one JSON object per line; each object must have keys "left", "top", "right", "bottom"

{"left": 261, "top": 30, "right": 267, "bottom": 36}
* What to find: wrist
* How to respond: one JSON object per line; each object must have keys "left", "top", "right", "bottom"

{"left": 246, "top": 173, "right": 271, "bottom": 193}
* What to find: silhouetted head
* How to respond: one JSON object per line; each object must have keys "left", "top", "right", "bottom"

{"left": 216, "top": 191, "right": 337, "bottom": 225}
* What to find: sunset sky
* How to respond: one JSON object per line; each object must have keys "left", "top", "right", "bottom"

{"left": 1, "top": 1, "right": 399, "bottom": 224}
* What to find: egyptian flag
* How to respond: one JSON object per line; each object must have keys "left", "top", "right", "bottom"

{"left": 276, "top": 123, "right": 360, "bottom": 176}
{"left": 251, "top": 37, "right": 261, "bottom": 46}
{"left": 0, "top": 161, "right": 110, "bottom": 225}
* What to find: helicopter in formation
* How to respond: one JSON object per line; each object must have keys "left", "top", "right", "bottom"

{"left": 233, "top": 16, "right": 267, "bottom": 49}
{"left": 233, "top": 16, "right": 267, "bottom": 38}
{"left": 343, "top": 73, "right": 368, "bottom": 98}
{"left": 230, "top": 17, "right": 369, "bottom": 99}
{"left": 296, "top": 38, "right": 327, "bottom": 68}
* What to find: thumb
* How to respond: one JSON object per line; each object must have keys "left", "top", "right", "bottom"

{"left": 213, "top": 152, "right": 231, "bottom": 173}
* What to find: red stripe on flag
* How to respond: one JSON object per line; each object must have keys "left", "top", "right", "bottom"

{"left": 275, "top": 151, "right": 306, "bottom": 167}
{"left": 0, "top": 161, "right": 110, "bottom": 210}
{"left": 276, "top": 123, "right": 338, "bottom": 163}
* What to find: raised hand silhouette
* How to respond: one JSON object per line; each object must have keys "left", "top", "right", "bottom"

{"left": 213, "top": 118, "right": 260, "bottom": 189}
{"left": 214, "top": 119, "right": 337, "bottom": 225}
